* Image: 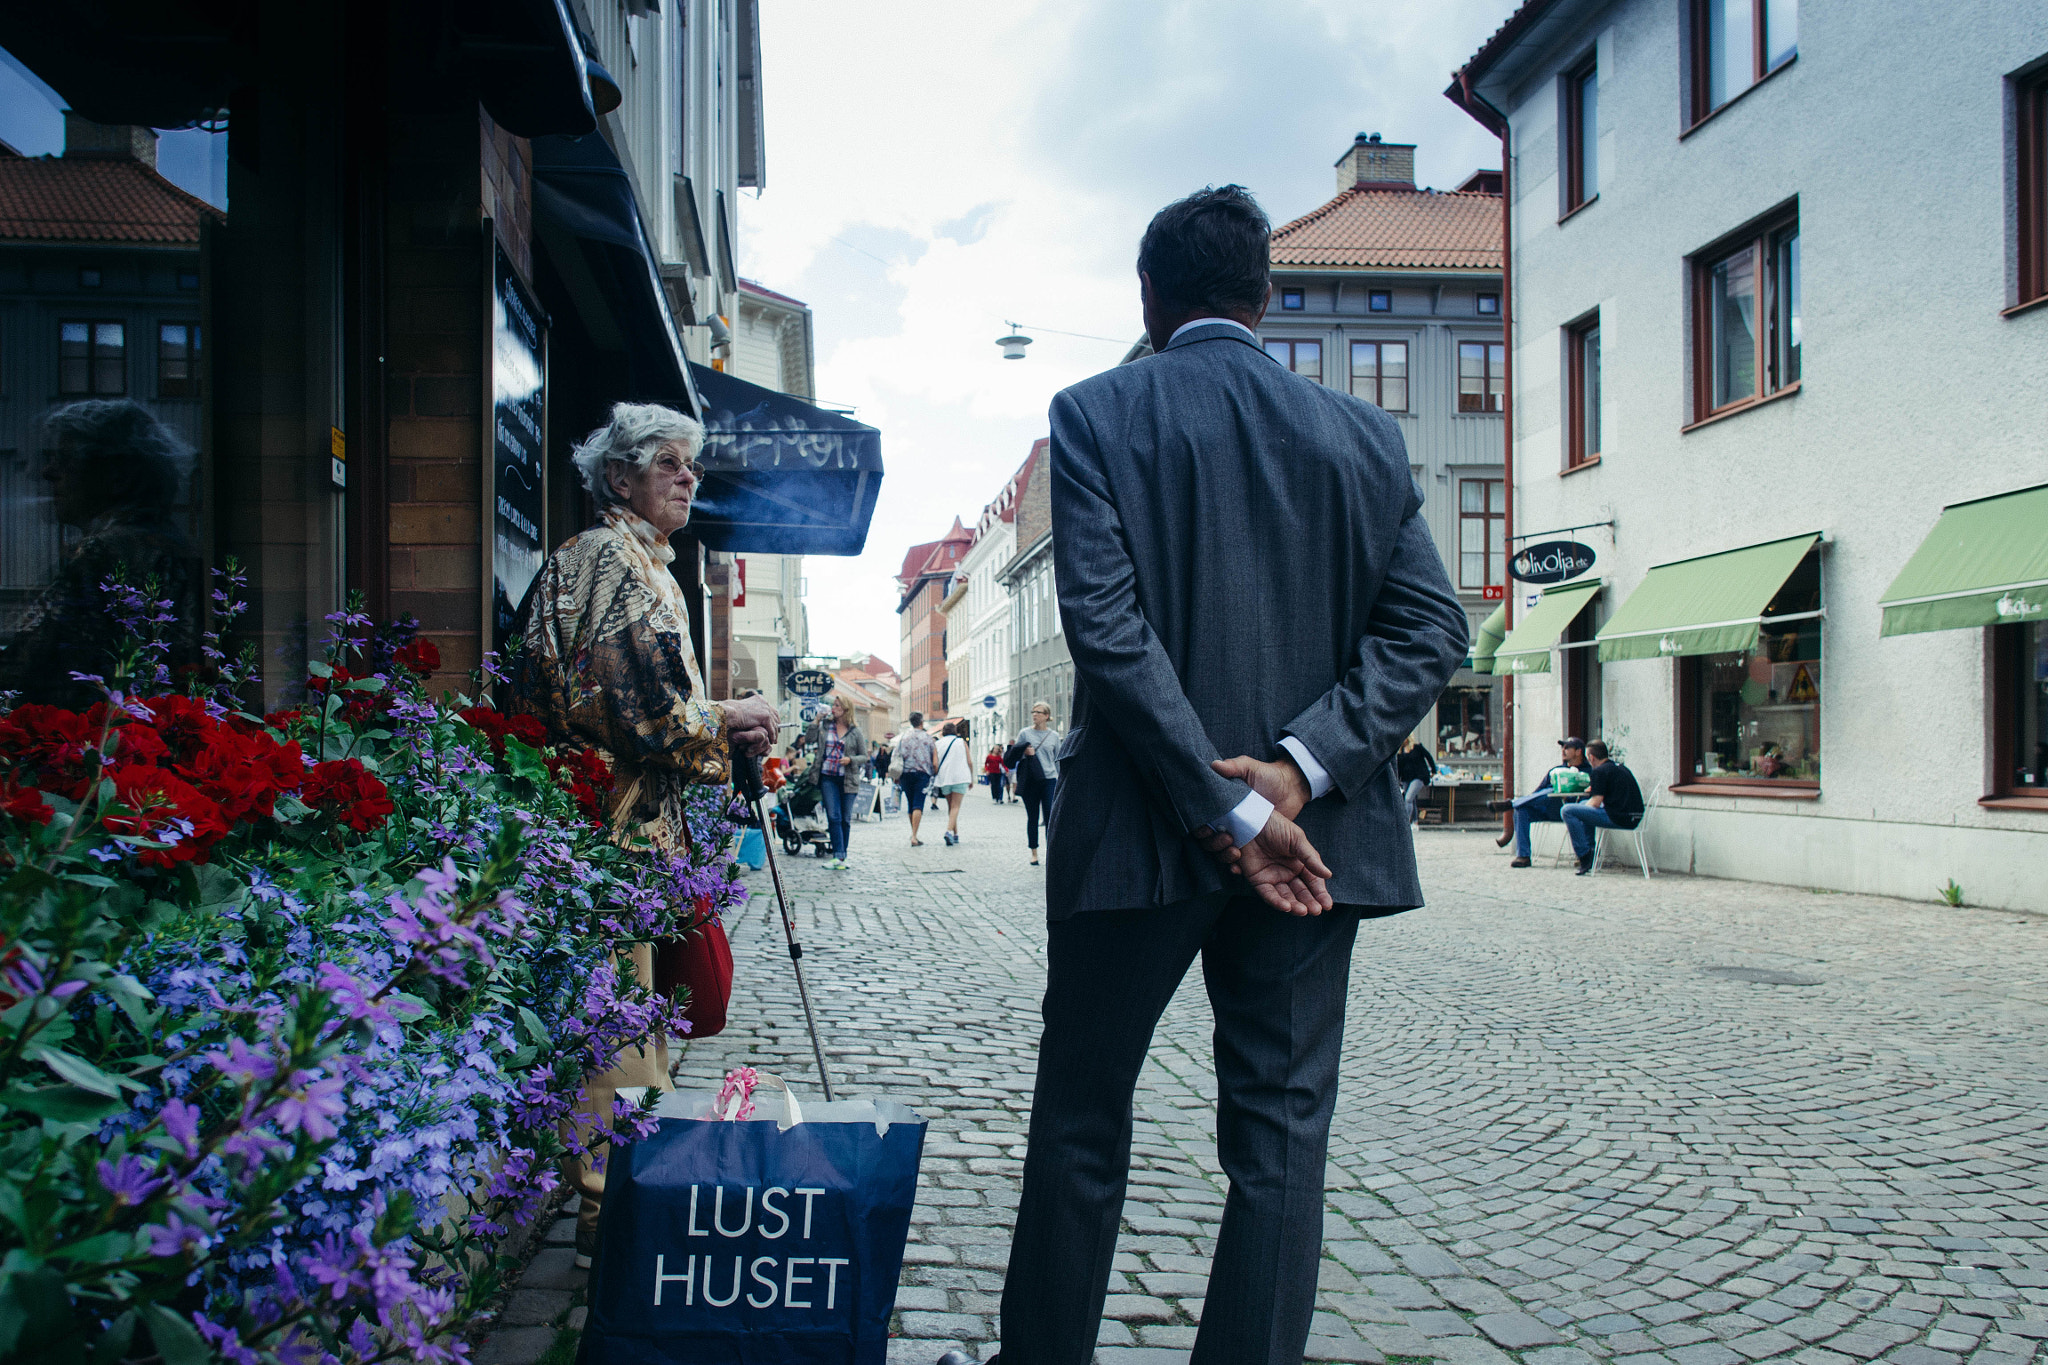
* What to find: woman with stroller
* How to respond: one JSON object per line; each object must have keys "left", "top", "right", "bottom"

{"left": 930, "top": 719, "right": 975, "bottom": 846}
{"left": 802, "top": 692, "right": 868, "bottom": 870}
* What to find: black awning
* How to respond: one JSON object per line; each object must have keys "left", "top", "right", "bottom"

{"left": 687, "top": 363, "right": 882, "bottom": 556}
{"left": 530, "top": 132, "right": 700, "bottom": 415}
{"left": 451, "top": 0, "right": 597, "bottom": 138}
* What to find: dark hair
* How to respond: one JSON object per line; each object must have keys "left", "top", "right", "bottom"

{"left": 1137, "top": 185, "right": 1272, "bottom": 318}
{"left": 908, "top": 711, "right": 924, "bottom": 728}
{"left": 43, "top": 399, "right": 190, "bottom": 509}
{"left": 1587, "top": 741, "right": 1611, "bottom": 761}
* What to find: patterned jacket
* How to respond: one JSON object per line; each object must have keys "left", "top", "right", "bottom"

{"left": 509, "top": 508, "right": 727, "bottom": 856}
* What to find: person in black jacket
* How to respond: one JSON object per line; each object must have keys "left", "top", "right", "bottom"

{"left": 1395, "top": 736, "right": 1437, "bottom": 826}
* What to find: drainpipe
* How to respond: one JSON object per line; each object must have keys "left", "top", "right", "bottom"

{"left": 1460, "top": 70, "right": 1516, "bottom": 802}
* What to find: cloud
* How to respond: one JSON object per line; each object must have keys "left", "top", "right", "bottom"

{"left": 741, "top": 0, "right": 1512, "bottom": 671}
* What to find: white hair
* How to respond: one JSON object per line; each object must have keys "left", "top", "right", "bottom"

{"left": 569, "top": 401, "right": 706, "bottom": 508}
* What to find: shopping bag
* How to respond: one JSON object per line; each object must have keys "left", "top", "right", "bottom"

{"left": 581, "top": 1073, "right": 927, "bottom": 1364}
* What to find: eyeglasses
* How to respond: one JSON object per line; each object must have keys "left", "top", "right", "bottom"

{"left": 652, "top": 453, "right": 705, "bottom": 479}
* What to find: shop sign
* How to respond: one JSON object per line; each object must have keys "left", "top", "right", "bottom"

{"left": 787, "top": 669, "right": 836, "bottom": 698}
{"left": 1481, "top": 585, "right": 1505, "bottom": 601}
{"left": 490, "top": 242, "right": 548, "bottom": 647}
{"left": 1510, "top": 540, "right": 1596, "bottom": 585}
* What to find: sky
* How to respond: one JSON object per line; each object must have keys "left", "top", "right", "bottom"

{"left": 738, "top": 0, "right": 1513, "bottom": 671}
{"left": 0, "top": 47, "right": 228, "bottom": 208}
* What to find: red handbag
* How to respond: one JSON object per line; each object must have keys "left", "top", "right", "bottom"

{"left": 655, "top": 905, "right": 734, "bottom": 1039}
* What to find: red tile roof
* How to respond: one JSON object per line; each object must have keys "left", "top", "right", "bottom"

{"left": 0, "top": 152, "right": 223, "bottom": 246}
{"left": 1270, "top": 186, "right": 1501, "bottom": 271}
{"left": 739, "top": 277, "right": 808, "bottom": 309}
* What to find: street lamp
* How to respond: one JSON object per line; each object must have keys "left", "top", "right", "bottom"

{"left": 996, "top": 322, "right": 1032, "bottom": 360}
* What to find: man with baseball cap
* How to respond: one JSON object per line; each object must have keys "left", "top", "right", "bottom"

{"left": 1487, "top": 736, "right": 1592, "bottom": 867}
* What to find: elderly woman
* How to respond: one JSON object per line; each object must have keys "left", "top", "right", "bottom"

{"left": 801, "top": 692, "right": 868, "bottom": 870}
{"left": 507, "top": 400, "right": 777, "bottom": 1265}
{"left": 0, "top": 401, "right": 200, "bottom": 706}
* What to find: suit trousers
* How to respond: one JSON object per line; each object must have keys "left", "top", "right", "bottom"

{"left": 999, "top": 894, "right": 1363, "bottom": 1364}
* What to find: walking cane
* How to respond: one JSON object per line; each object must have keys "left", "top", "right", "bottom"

{"left": 734, "top": 752, "right": 836, "bottom": 1102}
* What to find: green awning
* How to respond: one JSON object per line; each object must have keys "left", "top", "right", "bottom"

{"left": 1878, "top": 483, "right": 2048, "bottom": 637}
{"left": 1470, "top": 603, "right": 1507, "bottom": 674}
{"left": 1494, "top": 581, "right": 1602, "bottom": 675}
{"left": 1597, "top": 533, "right": 1821, "bottom": 662}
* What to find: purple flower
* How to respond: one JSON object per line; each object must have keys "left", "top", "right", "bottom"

{"left": 96, "top": 1155, "right": 167, "bottom": 1206}
{"left": 143, "top": 1212, "right": 213, "bottom": 1258}
{"left": 160, "top": 1097, "right": 201, "bottom": 1156}
{"left": 316, "top": 963, "right": 397, "bottom": 1030}
{"left": 193, "top": 1314, "right": 261, "bottom": 1365}
{"left": 270, "top": 1075, "right": 348, "bottom": 1141}
{"left": 204, "top": 1037, "right": 279, "bottom": 1088}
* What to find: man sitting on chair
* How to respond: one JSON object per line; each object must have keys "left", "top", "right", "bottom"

{"left": 1561, "top": 742, "right": 1646, "bottom": 875}
{"left": 1490, "top": 736, "right": 1591, "bottom": 868}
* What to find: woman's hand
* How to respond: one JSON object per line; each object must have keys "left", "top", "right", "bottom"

{"left": 717, "top": 695, "right": 781, "bottom": 757}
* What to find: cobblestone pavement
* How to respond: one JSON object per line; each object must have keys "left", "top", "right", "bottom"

{"left": 667, "top": 795, "right": 2048, "bottom": 1365}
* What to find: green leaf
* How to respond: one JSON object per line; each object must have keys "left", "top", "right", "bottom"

{"left": 307, "top": 660, "right": 334, "bottom": 679}
{"left": 101, "top": 975, "right": 157, "bottom": 1035}
{"left": 29, "top": 1048, "right": 133, "bottom": 1098}
{"left": 516, "top": 1006, "right": 550, "bottom": 1046}
{"left": 503, "top": 737, "right": 550, "bottom": 785}
{"left": 47, "top": 1230, "right": 140, "bottom": 1265}
{"left": 145, "top": 1303, "right": 210, "bottom": 1365}
{"left": 0, "top": 1185, "right": 26, "bottom": 1237}
{"left": 89, "top": 1310, "right": 137, "bottom": 1364}
{"left": 387, "top": 993, "right": 431, "bottom": 1022}
{"left": 0, "top": 1252, "right": 70, "bottom": 1356}
{"left": 0, "top": 1084, "right": 128, "bottom": 1125}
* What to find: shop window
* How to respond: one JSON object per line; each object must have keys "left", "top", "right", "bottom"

{"left": 1563, "top": 57, "right": 1599, "bottom": 213}
{"left": 1280, "top": 288, "right": 1304, "bottom": 310}
{"left": 1567, "top": 312, "right": 1601, "bottom": 466}
{"left": 158, "top": 322, "right": 201, "bottom": 398}
{"left": 1458, "top": 478, "right": 1506, "bottom": 589}
{"left": 2013, "top": 61, "right": 2048, "bottom": 311}
{"left": 1438, "top": 683, "right": 1498, "bottom": 758}
{"left": 1692, "top": 209, "right": 1798, "bottom": 421}
{"left": 1477, "top": 293, "right": 1500, "bottom": 316}
{"left": 1690, "top": 0, "right": 1797, "bottom": 126}
{"left": 1991, "top": 622, "right": 2048, "bottom": 800}
{"left": 1678, "top": 550, "right": 1822, "bottom": 786}
{"left": 1349, "top": 340, "right": 1409, "bottom": 412}
{"left": 1458, "top": 341, "right": 1505, "bottom": 412}
{"left": 1262, "top": 337, "right": 1322, "bottom": 381}
{"left": 1368, "top": 290, "right": 1392, "bottom": 312}
{"left": 59, "top": 321, "right": 126, "bottom": 397}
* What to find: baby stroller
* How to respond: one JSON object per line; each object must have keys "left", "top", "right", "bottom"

{"left": 769, "top": 767, "right": 833, "bottom": 858}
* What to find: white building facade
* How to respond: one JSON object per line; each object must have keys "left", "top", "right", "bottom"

{"left": 954, "top": 484, "right": 1019, "bottom": 755}
{"left": 1451, "top": 0, "right": 2048, "bottom": 910}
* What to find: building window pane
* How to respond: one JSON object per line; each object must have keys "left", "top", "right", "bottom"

{"left": 1770, "top": 227, "right": 1800, "bottom": 388}
{"left": 1477, "top": 294, "right": 1500, "bottom": 316}
{"left": 2021, "top": 69, "right": 2048, "bottom": 307}
{"left": 1568, "top": 316, "right": 1601, "bottom": 466}
{"left": 1438, "top": 683, "right": 1497, "bottom": 757}
{"left": 1263, "top": 338, "right": 1321, "bottom": 381}
{"left": 1708, "top": 246, "right": 1757, "bottom": 409}
{"left": 2006, "top": 621, "right": 2047, "bottom": 791}
{"left": 1280, "top": 288, "right": 1304, "bottom": 310}
{"left": 1381, "top": 341, "right": 1408, "bottom": 411}
{"left": 92, "top": 323, "right": 125, "bottom": 395}
{"left": 1488, "top": 344, "right": 1506, "bottom": 410}
{"left": 1458, "top": 478, "right": 1505, "bottom": 588}
{"left": 1764, "top": 0, "right": 1798, "bottom": 69}
{"left": 1688, "top": 633, "right": 1821, "bottom": 782}
{"left": 1349, "top": 341, "right": 1377, "bottom": 396}
{"left": 59, "top": 322, "right": 90, "bottom": 396}
{"left": 1368, "top": 290, "right": 1392, "bottom": 312}
{"left": 1706, "top": 0, "right": 1750, "bottom": 110}
{"left": 1458, "top": 342, "right": 1487, "bottom": 412}
{"left": 1578, "top": 68, "right": 1598, "bottom": 201}
{"left": 159, "top": 322, "right": 201, "bottom": 398}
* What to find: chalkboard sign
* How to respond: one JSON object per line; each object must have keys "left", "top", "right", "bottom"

{"left": 491, "top": 242, "right": 548, "bottom": 648}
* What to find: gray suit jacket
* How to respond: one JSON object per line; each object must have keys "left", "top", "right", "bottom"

{"left": 1045, "top": 320, "right": 1469, "bottom": 919}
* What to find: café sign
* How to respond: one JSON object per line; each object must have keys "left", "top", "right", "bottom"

{"left": 1510, "top": 539, "right": 1597, "bottom": 585}
{"left": 786, "top": 669, "right": 836, "bottom": 698}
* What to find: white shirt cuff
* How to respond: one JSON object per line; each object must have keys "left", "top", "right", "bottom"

{"left": 1215, "top": 790, "right": 1274, "bottom": 849}
{"left": 1278, "top": 736, "right": 1333, "bottom": 801}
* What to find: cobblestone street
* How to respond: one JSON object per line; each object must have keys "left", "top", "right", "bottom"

{"left": 671, "top": 795, "right": 2048, "bottom": 1365}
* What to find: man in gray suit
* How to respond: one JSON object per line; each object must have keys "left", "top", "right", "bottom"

{"left": 943, "top": 186, "right": 1468, "bottom": 1365}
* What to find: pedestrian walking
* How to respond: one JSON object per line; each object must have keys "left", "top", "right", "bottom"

{"left": 984, "top": 745, "right": 1008, "bottom": 803}
{"left": 931, "top": 719, "right": 974, "bottom": 846}
{"left": 952, "top": 186, "right": 1467, "bottom": 1365}
{"left": 1010, "top": 701, "right": 1062, "bottom": 866}
{"left": 1395, "top": 735, "right": 1438, "bottom": 825}
{"left": 802, "top": 693, "right": 868, "bottom": 870}
{"left": 892, "top": 713, "right": 936, "bottom": 846}
{"left": 504, "top": 400, "right": 779, "bottom": 1269}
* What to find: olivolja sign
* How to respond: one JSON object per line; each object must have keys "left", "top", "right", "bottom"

{"left": 1510, "top": 540, "right": 1597, "bottom": 585}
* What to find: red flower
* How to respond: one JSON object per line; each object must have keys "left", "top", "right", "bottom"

{"left": 2, "top": 780, "right": 51, "bottom": 827}
{"left": 182, "top": 728, "right": 304, "bottom": 824}
{"left": 504, "top": 714, "right": 547, "bottom": 749}
{"left": 102, "top": 764, "right": 230, "bottom": 868}
{"left": 302, "top": 758, "right": 394, "bottom": 833}
{"left": 304, "top": 667, "right": 355, "bottom": 697}
{"left": 458, "top": 707, "right": 546, "bottom": 757}
{"left": 393, "top": 639, "right": 441, "bottom": 677}
{"left": 261, "top": 709, "right": 303, "bottom": 732}
{"left": 0, "top": 704, "right": 101, "bottom": 800}
{"left": 133, "top": 694, "right": 218, "bottom": 768}
{"left": 545, "top": 747, "right": 614, "bottom": 828}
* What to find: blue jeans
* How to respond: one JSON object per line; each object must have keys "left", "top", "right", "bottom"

{"left": 1512, "top": 794, "right": 1565, "bottom": 858}
{"left": 899, "top": 771, "right": 931, "bottom": 813}
{"left": 819, "top": 779, "right": 850, "bottom": 860}
{"left": 1403, "top": 778, "right": 1430, "bottom": 824}
{"left": 1561, "top": 802, "right": 1621, "bottom": 860}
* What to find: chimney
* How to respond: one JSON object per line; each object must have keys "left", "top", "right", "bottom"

{"left": 63, "top": 113, "right": 158, "bottom": 169}
{"left": 1335, "top": 132, "right": 1415, "bottom": 192}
